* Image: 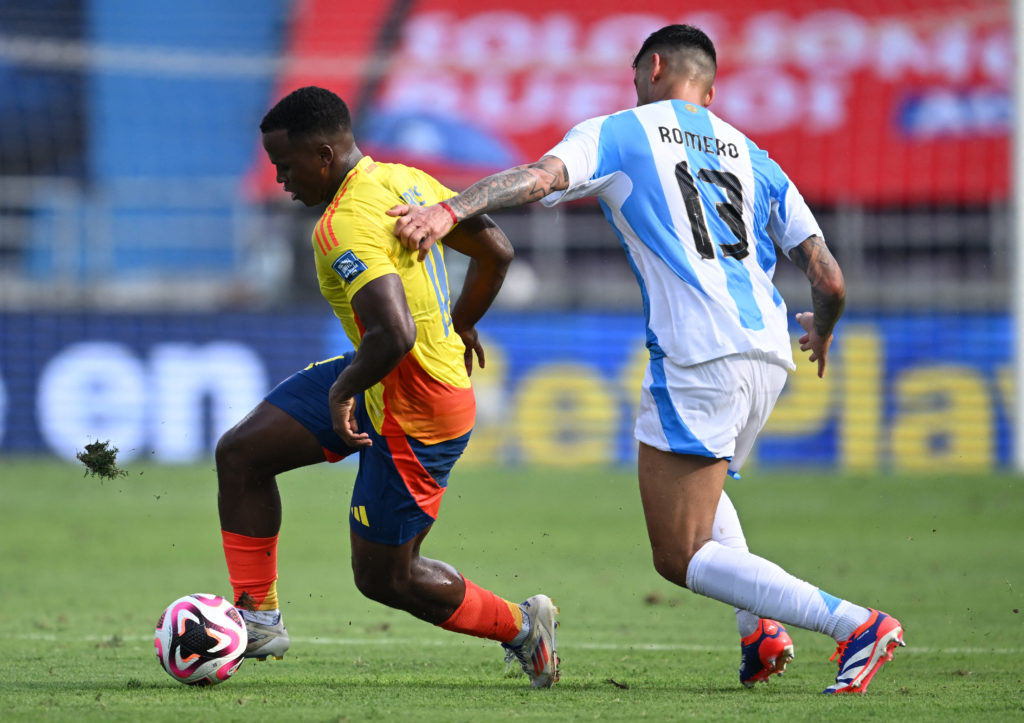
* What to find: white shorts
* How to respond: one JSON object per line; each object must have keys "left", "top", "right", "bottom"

{"left": 635, "top": 349, "right": 790, "bottom": 475}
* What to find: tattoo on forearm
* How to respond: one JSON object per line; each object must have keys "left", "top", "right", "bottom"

{"left": 811, "top": 286, "right": 845, "bottom": 335}
{"left": 448, "top": 158, "right": 567, "bottom": 219}
{"left": 793, "top": 235, "right": 846, "bottom": 335}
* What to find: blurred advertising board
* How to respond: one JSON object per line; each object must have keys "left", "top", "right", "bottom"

{"left": 0, "top": 311, "right": 1012, "bottom": 470}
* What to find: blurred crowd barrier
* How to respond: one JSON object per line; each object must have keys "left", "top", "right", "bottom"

{"left": 0, "top": 0, "right": 1010, "bottom": 311}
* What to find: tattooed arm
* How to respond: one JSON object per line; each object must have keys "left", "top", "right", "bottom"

{"left": 389, "top": 156, "right": 569, "bottom": 261}
{"left": 789, "top": 234, "right": 846, "bottom": 378}
{"left": 445, "top": 156, "right": 569, "bottom": 218}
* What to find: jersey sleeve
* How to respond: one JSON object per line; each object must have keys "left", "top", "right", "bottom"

{"left": 762, "top": 155, "right": 824, "bottom": 258}
{"left": 539, "top": 116, "right": 607, "bottom": 207}
{"left": 323, "top": 208, "right": 397, "bottom": 300}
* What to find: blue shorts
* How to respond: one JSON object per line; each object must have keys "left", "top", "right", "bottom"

{"left": 265, "top": 354, "right": 471, "bottom": 546}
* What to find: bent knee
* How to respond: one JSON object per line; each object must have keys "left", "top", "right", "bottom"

{"left": 352, "top": 561, "right": 407, "bottom": 606}
{"left": 215, "top": 423, "right": 281, "bottom": 486}
{"left": 215, "top": 424, "right": 249, "bottom": 469}
{"left": 652, "top": 556, "right": 689, "bottom": 587}
{"left": 351, "top": 564, "right": 376, "bottom": 599}
{"left": 651, "top": 546, "right": 702, "bottom": 588}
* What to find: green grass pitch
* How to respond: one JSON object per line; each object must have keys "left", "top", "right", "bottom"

{"left": 2, "top": 458, "right": 1022, "bottom": 721}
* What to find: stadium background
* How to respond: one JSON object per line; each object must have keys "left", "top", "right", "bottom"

{"left": 0, "top": 0, "right": 1012, "bottom": 471}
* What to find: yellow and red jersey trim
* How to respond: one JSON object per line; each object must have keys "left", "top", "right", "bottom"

{"left": 313, "top": 170, "right": 359, "bottom": 256}
{"left": 380, "top": 354, "right": 475, "bottom": 444}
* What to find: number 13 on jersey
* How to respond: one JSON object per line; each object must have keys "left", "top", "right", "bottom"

{"left": 674, "top": 160, "right": 749, "bottom": 261}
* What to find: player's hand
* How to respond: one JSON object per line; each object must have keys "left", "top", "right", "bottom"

{"left": 328, "top": 384, "right": 372, "bottom": 448}
{"left": 796, "top": 311, "right": 832, "bottom": 379}
{"left": 388, "top": 203, "right": 454, "bottom": 262}
{"left": 457, "top": 327, "right": 485, "bottom": 376}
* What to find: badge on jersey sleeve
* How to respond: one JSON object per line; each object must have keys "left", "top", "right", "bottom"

{"left": 332, "top": 250, "right": 368, "bottom": 283}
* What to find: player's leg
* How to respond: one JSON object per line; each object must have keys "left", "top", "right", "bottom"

{"left": 727, "top": 353, "right": 900, "bottom": 693}
{"left": 638, "top": 448, "right": 794, "bottom": 686}
{"left": 216, "top": 401, "right": 326, "bottom": 537}
{"left": 711, "top": 490, "right": 757, "bottom": 633}
{"left": 350, "top": 525, "right": 499, "bottom": 626}
{"left": 683, "top": 508, "right": 904, "bottom": 693}
{"left": 217, "top": 355, "right": 358, "bottom": 659}
{"left": 215, "top": 400, "right": 326, "bottom": 659}
{"left": 350, "top": 525, "right": 559, "bottom": 688}
{"left": 636, "top": 352, "right": 902, "bottom": 692}
{"left": 636, "top": 444, "right": 725, "bottom": 585}
{"left": 713, "top": 488, "right": 795, "bottom": 687}
{"left": 347, "top": 428, "right": 558, "bottom": 687}
{"left": 637, "top": 443, "right": 881, "bottom": 671}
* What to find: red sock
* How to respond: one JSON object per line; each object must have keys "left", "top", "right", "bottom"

{"left": 221, "top": 530, "right": 279, "bottom": 610}
{"left": 439, "top": 577, "right": 523, "bottom": 643}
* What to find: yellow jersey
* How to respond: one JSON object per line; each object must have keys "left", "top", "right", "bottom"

{"left": 312, "top": 156, "right": 474, "bottom": 444}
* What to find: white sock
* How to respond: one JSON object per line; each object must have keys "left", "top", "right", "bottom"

{"left": 239, "top": 608, "right": 280, "bottom": 625}
{"left": 712, "top": 490, "right": 759, "bottom": 638}
{"left": 686, "top": 540, "right": 871, "bottom": 641}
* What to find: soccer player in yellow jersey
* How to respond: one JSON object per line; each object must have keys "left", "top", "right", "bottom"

{"left": 214, "top": 86, "right": 558, "bottom": 687}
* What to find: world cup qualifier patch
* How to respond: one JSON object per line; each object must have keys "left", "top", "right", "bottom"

{"left": 332, "top": 250, "right": 368, "bottom": 282}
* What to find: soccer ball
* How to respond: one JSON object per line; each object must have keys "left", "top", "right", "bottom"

{"left": 154, "top": 593, "right": 247, "bottom": 686}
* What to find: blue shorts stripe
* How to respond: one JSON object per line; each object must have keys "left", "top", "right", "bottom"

{"left": 649, "top": 356, "right": 713, "bottom": 457}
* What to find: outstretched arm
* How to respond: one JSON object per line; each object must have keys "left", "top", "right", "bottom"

{"left": 789, "top": 234, "right": 846, "bottom": 378}
{"left": 389, "top": 156, "right": 569, "bottom": 261}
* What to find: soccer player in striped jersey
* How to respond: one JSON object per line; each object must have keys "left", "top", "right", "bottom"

{"left": 391, "top": 25, "right": 903, "bottom": 694}
{"left": 215, "top": 86, "right": 558, "bottom": 687}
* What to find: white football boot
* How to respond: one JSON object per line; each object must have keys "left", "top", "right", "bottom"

{"left": 501, "top": 594, "right": 560, "bottom": 688}
{"left": 239, "top": 609, "right": 290, "bottom": 661}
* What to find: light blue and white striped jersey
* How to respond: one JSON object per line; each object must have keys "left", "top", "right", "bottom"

{"left": 541, "top": 99, "right": 822, "bottom": 369}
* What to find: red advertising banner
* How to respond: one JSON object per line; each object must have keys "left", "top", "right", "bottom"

{"left": 251, "top": 0, "right": 1010, "bottom": 204}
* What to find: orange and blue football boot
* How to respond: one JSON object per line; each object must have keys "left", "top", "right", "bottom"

{"left": 823, "top": 609, "right": 904, "bottom": 694}
{"left": 739, "top": 618, "right": 795, "bottom": 687}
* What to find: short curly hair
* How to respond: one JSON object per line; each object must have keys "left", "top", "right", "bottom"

{"left": 260, "top": 86, "right": 351, "bottom": 139}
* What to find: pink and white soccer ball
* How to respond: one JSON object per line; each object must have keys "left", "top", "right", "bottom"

{"left": 154, "top": 594, "right": 247, "bottom": 686}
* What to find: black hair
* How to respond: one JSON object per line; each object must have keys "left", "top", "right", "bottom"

{"left": 260, "top": 86, "right": 351, "bottom": 139}
{"left": 632, "top": 24, "right": 717, "bottom": 77}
